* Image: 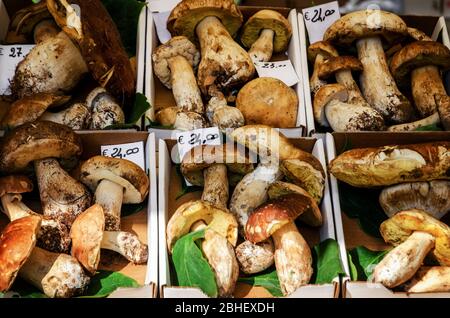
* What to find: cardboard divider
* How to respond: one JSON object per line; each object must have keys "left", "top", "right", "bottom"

{"left": 158, "top": 136, "right": 339, "bottom": 298}
{"left": 326, "top": 131, "right": 450, "bottom": 298}
{"left": 145, "top": 6, "right": 307, "bottom": 139}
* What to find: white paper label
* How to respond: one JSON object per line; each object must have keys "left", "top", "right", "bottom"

{"left": 176, "top": 127, "right": 222, "bottom": 161}
{"left": 254, "top": 60, "right": 300, "bottom": 87}
{"left": 152, "top": 11, "right": 172, "bottom": 44}
{"left": 101, "top": 141, "right": 146, "bottom": 170}
{"left": 302, "top": 1, "right": 341, "bottom": 44}
{"left": 0, "top": 45, "right": 34, "bottom": 94}
{"left": 148, "top": 0, "right": 181, "bottom": 12}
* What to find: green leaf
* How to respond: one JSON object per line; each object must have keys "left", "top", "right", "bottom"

{"left": 121, "top": 202, "right": 146, "bottom": 217}
{"left": 348, "top": 247, "right": 390, "bottom": 281}
{"left": 311, "top": 239, "right": 345, "bottom": 284}
{"left": 238, "top": 270, "right": 283, "bottom": 297}
{"left": 347, "top": 252, "right": 359, "bottom": 281}
{"left": 81, "top": 271, "right": 140, "bottom": 298}
{"left": 415, "top": 123, "right": 443, "bottom": 131}
{"left": 172, "top": 230, "right": 218, "bottom": 297}
{"left": 175, "top": 165, "right": 202, "bottom": 199}
{"left": 128, "top": 93, "right": 151, "bottom": 124}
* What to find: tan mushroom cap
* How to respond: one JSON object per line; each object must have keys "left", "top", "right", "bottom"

{"left": 390, "top": 41, "right": 450, "bottom": 86}
{"left": 80, "top": 156, "right": 149, "bottom": 204}
{"left": 245, "top": 193, "right": 319, "bottom": 243}
{"left": 181, "top": 144, "right": 254, "bottom": 186}
{"left": 407, "top": 27, "right": 433, "bottom": 42}
{"left": 0, "top": 175, "right": 34, "bottom": 196}
{"left": 380, "top": 209, "right": 450, "bottom": 266}
{"left": 70, "top": 204, "right": 105, "bottom": 275}
{"left": 313, "top": 83, "right": 348, "bottom": 127}
{"left": 166, "top": 200, "right": 238, "bottom": 252}
{"left": 152, "top": 36, "right": 200, "bottom": 89}
{"left": 236, "top": 77, "right": 298, "bottom": 128}
{"left": 240, "top": 10, "right": 292, "bottom": 53}
{"left": 0, "top": 215, "right": 41, "bottom": 292}
{"left": 317, "top": 56, "right": 364, "bottom": 80}
{"left": 324, "top": 10, "right": 408, "bottom": 45}
{"left": 1, "top": 94, "right": 71, "bottom": 129}
{"left": 167, "top": 0, "right": 243, "bottom": 43}
{"left": 268, "top": 181, "right": 323, "bottom": 227}
{"left": 155, "top": 107, "right": 178, "bottom": 127}
{"left": 0, "top": 121, "right": 83, "bottom": 173}
{"left": 307, "top": 41, "right": 338, "bottom": 63}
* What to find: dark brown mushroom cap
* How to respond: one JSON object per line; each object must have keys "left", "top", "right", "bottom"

{"left": 240, "top": 9, "right": 292, "bottom": 53}
{"left": 0, "top": 121, "right": 83, "bottom": 173}
{"left": 245, "top": 193, "right": 319, "bottom": 243}
{"left": 390, "top": 41, "right": 450, "bottom": 86}
{"left": 317, "top": 56, "right": 363, "bottom": 80}
{"left": 167, "top": 0, "right": 243, "bottom": 43}
{"left": 307, "top": 41, "right": 338, "bottom": 63}
{"left": 0, "top": 176, "right": 34, "bottom": 196}
{"left": 0, "top": 215, "right": 41, "bottom": 292}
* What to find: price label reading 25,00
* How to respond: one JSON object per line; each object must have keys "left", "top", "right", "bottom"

{"left": 101, "top": 141, "right": 146, "bottom": 170}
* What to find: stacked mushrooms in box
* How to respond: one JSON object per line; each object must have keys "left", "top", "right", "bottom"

{"left": 166, "top": 125, "right": 327, "bottom": 297}
{"left": 152, "top": 0, "right": 300, "bottom": 131}
{"left": 309, "top": 9, "right": 450, "bottom": 132}
{"left": 0, "top": 121, "right": 149, "bottom": 297}
{"left": 330, "top": 141, "right": 450, "bottom": 293}
{"left": 0, "top": 0, "right": 136, "bottom": 130}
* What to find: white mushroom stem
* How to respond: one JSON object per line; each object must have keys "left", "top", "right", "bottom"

{"left": 388, "top": 112, "right": 441, "bottom": 132}
{"left": 206, "top": 87, "right": 245, "bottom": 132}
{"left": 335, "top": 70, "right": 371, "bottom": 107}
{"left": 272, "top": 222, "right": 312, "bottom": 296}
{"left": 40, "top": 103, "right": 91, "bottom": 130}
{"left": 201, "top": 164, "right": 229, "bottom": 211}
{"left": 357, "top": 36, "right": 412, "bottom": 124}
{"left": 248, "top": 29, "right": 275, "bottom": 63}
{"left": 310, "top": 54, "right": 327, "bottom": 94}
{"left": 404, "top": 267, "right": 450, "bottom": 293}
{"left": 372, "top": 231, "right": 435, "bottom": 288}
{"left": 0, "top": 193, "right": 31, "bottom": 221}
{"left": 94, "top": 179, "right": 124, "bottom": 231}
{"left": 168, "top": 55, "right": 204, "bottom": 113}
{"left": 19, "top": 247, "right": 90, "bottom": 298}
{"left": 174, "top": 111, "right": 207, "bottom": 131}
{"left": 101, "top": 231, "right": 148, "bottom": 264}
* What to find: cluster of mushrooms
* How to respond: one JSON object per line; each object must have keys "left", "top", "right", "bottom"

{"left": 330, "top": 141, "right": 450, "bottom": 293}
{"left": 152, "top": 0, "right": 299, "bottom": 131}
{"left": 310, "top": 9, "right": 450, "bottom": 132}
{"left": 0, "top": 0, "right": 136, "bottom": 130}
{"left": 166, "top": 125, "right": 326, "bottom": 297}
{"left": 0, "top": 121, "right": 149, "bottom": 298}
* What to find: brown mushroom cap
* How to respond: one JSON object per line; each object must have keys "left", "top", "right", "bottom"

{"left": 0, "top": 175, "right": 34, "bottom": 196}
{"left": 307, "top": 41, "right": 338, "bottom": 63}
{"left": 167, "top": 0, "right": 243, "bottom": 43}
{"left": 80, "top": 156, "right": 149, "bottom": 204}
{"left": 380, "top": 209, "right": 450, "bottom": 266}
{"left": 245, "top": 193, "right": 319, "bottom": 243}
{"left": 0, "top": 215, "right": 41, "bottom": 292}
{"left": 0, "top": 121, "right": 83, "bottom": 173}
{"left": 317, "top": 56, "right": 364, "bottom": 80}
{"left": 313, "top": 83, "right": 348, "bottom": 127}
{"left": 390, "top": 41, "right": 450, "bottom": 87}
{"left": 181, "top": 144, "right": 254, "bottom": 186}
{"left": 324, "top": 10, "right": 408, "bottom": 45}
{"left": 240, "top": 10, "right": 292, "bottom": 53}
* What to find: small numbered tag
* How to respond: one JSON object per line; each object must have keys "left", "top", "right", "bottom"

{"left": 254, "top": 60, "right": 300, "bottom": 87}
{"left": 101, "top": 141, "right": 146, "bottom": 170}
{"left": 0, "top": 45, "right": 34, "bottom": 94}
{"left": 176, "top": 127, "right": 222, "bottom": 162}
{"left": 302, "top": 1, "right": 341, "bottom": 44}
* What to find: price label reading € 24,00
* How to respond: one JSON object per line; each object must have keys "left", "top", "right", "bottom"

{"left": 176, "top": 127, "right": 222, "bottom": 161}
{"left": 101, "top": 141, "right": 146, "bottom": 170}
{"left": 302, "top": 1, "right": 341, "bottom": 44}
{"left": 0, "top": 44, "right": 34, "bottom": 95}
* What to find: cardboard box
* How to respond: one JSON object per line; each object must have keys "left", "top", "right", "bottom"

{"left": 158, "top": 137, "right": 340, "bottom": 298}
{"left": 326, "top": 132, "right": 450, "bottom": 298}
{"left": 299, "top": 14, "right": 450, "bottom": 135}
{"left": 0, "top": 0, "right": 147, "bottom": 128}
{"left": 0, "top": 131, "right": 159, "bottom": 298}
{"left": 145, "top": 6, "right": 307, "bottom": 139}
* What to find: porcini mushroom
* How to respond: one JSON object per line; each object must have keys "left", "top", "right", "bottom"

{"left": 308, "top": 41, "right": 338, "bottom": 94}
{"left": 324, "top": 10, "right": 414, "bottom": 124}
{"left": 33, "top": 19, "right": 60, "bottom": 43}
{"left": 39, "top": 103, "right": 91, "bottom": 130}
{"left": 373, "top": 209, "right": 450, "bottom": 288}
{"left": 240, "top": 10, "right": 292, "bottom": 63}
{"left": 403, "top": 266, "right": 450, "bottom": 293}
{"left": 79, "top": 156, "right": 149, "bottom": 231}
{"left": 85, "top": 87, "right": 125, "bottom": 129}
{"left": 205, "top": 86, "right": 245, "bottom": 132}
{"left": 435, "top": 94, "right": 450, "bottom": 131}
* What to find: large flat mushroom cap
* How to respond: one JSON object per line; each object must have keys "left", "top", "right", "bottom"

{"left": 0, "top": 175, "right": 34, "bottom": 196}
{"left": 0, "top": 215, "right": 41, "bottom": 292}
{"left": 80, "top": 156, "right": 149, "bottom": 204}
{"left": 307, "top": 41, "right": 338, "bottom": 62}
{"left": 240, "top": 9, "right": 292, "bottom": 53}
{"left": 0, "top": 121, "right": 82, "bottom": 173}
{"left": 324, "top": 10, "right": 408, "bottom": 45}
{"left": 167, "top": 0, "right": 243, "bottom": 43}
{"left": 317, "top": 56, "right": 364, "bottom": 80}
{"left": 236, "top": 77, "right": 298, "bottom": 128}
{"left": 380, "top": 209, "right": 450, "bottom": 266}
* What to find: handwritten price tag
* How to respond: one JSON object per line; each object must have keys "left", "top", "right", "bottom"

{"left": 0, "top": 45, "right": 34, "bottom": 94}
{"left": 176, "top": 127, "right": 222, "bottom": 161}
{"left": 302, "top": 1, "right": 341, "bottom": 44}
{"left": 101, "top": 141, "right": 146, "bottom": 170}
{"left": 254, "top": 60, "right": 300, "bottom": 87}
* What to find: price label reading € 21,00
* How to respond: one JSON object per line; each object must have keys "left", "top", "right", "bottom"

{"left": 302, "top": 1, "right": 341, "bottom": 44}
{"left": 101, "top": 141, "right": 146, "bottom": 171}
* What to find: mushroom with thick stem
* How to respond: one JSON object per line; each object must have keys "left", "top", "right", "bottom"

{"left": 79, "top": 156, "right": 149, "bottom": 231}
{"left": 206, "top": 86, "right": 245, "bottom": 132}
{"left": 85, "top": 87, "right": 125, "bottom": 129}
{"left": 324, "top": 10, "right": 414, "bottom": 124}
{"left": 33, "top": 19, "right": 60, "bottom": 43}
{"left": 40, "top": 103, "right": 91, "bottom": 130}
{"left": 240, "top": 10, "right": 292, "bottom": 63}
{"left": 403, "top": 267, "right": 450, "bottom": 293}
{"left": 373, "top": 209, "right": 450, "bottom": 288}
{"left": 308, "top": 41, "right": 339, "bottom": 94}
{"left": 387, "top": 113, "right": 441, "bottom": 132}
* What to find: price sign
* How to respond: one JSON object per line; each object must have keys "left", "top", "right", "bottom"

{"left": 254, "top": 60, "right": 300, "bottom": 87}
{"left": 176, "top": 127, "right": 222, "bottom": 161}
{"left": 149, "top": 0, "right": 181, "bottom": 43}
{"left": 302, "top": 1, "right": 341, "bottom": 44}
{"left": 101, "top": 141, "right": 146, "bottom": 170}
{"left": 0, "top": 45, "right": 34, "bottom": 94}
